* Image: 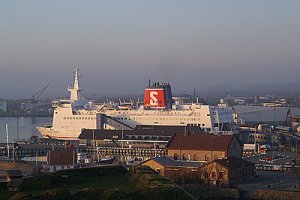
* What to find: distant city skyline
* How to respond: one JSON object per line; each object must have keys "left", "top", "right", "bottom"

{"left": 1, "top": 1, "right": 300, "bottom": 99}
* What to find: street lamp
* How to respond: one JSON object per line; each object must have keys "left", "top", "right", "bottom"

{"left": 227, "top": 160, "right": 230, "bottom": 185}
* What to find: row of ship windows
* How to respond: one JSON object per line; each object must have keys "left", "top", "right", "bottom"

{"left": 114, "top": 123, "right": 207, "bottom": 127}
{"left": 213, "top": 117, "right": 232, "bottom": 121}
{"left": 63, "top": 117, "right": 96, "bottom": 120}
{"left": 114, "top": 117, "right": 204, "bottom": 121}
{"left": 116, "top": 112, "right": 209, "bottom": 117}
{"left": 187, "top": 123, "right": 206, "bottom": 126}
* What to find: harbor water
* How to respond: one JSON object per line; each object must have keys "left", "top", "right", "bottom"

{"left": 0, "top": 117, "right": 52, "bottom": 143}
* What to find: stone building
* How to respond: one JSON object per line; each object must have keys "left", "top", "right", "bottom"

{"left": 200, "top": 157, "right": 255, "bottom": 186}
{"left": 142, "top": 156, "right": 203, "bottom": 183}
{"left": 142, "top": 156, "right": 255, "bottom": 186}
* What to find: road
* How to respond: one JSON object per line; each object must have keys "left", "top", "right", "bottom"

{"left": 244, "top": 151, "right": 300, "bottom": 165}
{"left": 237, "top": 171, "right": 300, "bottom": 198}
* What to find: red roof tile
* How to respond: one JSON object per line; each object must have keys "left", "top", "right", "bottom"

{"left": 166, "top": 133, "right": 234, "bottom": 151}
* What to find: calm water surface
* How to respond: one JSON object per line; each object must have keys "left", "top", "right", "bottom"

{"left": 0, "top": 117, "right": 52, "bottom": 143}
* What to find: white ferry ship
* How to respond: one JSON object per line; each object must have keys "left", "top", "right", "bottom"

{"left": 37, "top": 69, "right": 234, "bottom": 140}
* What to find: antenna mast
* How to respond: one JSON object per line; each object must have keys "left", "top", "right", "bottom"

{"left": 6, "top": 124, "right": 9, "bottom": 159}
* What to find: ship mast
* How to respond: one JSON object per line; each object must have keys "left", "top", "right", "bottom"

{"left": 6, "top": 124, "right": 9, "bottom": 159}
{"left": 68, "top": 68, "right": 82, "bottom": 101}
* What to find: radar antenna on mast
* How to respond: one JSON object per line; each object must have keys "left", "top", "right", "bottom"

{"left": 68, "top": 67, "right": 82, "bottom": 101}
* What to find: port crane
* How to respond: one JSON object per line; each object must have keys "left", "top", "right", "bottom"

{"left": 29, "top": 83, "right": 50, "bottom": 113}
{"left": 285, "top": 106, "right": 292, "bottom": 126}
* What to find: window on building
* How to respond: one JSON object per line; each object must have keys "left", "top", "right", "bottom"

{"left": 182, "top": 154, "right": 187, "bottom": 160}
{"left": 218, "top": 171, "right": 224, "bottom": 179}
{"left": 193, "top": 154, "right": 198, "bottom": 161}
{"left": 205, "top": 154, "right": 210, "bottom": 161}
{"left": 204, "top": 171, "right": 209, "bottom": 178}
{"left": 211, "top": 172, "right": 216, "bottom": 179}
{"left": 174, "top": 153, "right": 178, "bottom": 160}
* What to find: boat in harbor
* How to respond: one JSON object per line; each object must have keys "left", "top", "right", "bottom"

{"left": 37, "top": 68, "right": 234, "bottom": 140}
{"left": 97, "top": 156, "right": 115, "bottom": 164}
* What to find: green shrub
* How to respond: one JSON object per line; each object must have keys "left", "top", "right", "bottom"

{"left": 74, "top": 188, "right": 104, "bottom": 200}
{"left": 0, "top": 183, "right": 7, "bottom": 191}
{"left": 8, "top": 192, "right": 32, "bottom": 200}
{"left": 55, "top": 166, "right": 127, "bottom": 177}
{"left": 133, "top": 188, "right": 193, "bottom": 200}
{"left": 48, "top": 174, "right": 64, "bottom": 187}
{"left": 103, "top": 188, "right": 132, "bottom": 200}
{"left": 37, "top": 189, "right": 72, "bottom": 200}
{"left": 22, "top": 176, "right": 51, "bottom": 191}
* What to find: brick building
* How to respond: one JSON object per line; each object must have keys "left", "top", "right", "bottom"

{"left": 166, "top": 133, "right": 242, "bottom": 162}
{"left": 43, "top": 147, "right": 76, "bottom": 173}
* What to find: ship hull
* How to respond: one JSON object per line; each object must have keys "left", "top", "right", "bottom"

{"left": 36, "top": 126, "right": 79, "bottom": 140}
{"left": 36, "top": 68, "right": 234, "bottom": 140}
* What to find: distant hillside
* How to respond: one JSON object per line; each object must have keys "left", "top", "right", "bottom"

{"left": 197, "top": 81, "right": 300, "bottom": 97}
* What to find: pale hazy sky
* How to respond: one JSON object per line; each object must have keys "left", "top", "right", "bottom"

{"left": 1, "top": 1, "right": 300, "bottom": 99}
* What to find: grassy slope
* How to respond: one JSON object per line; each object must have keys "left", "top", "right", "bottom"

{"left": 3, "top": 165, "right": 195, "bottom": 200}
{"left": 21, "top": 165, "right": 136, "bottom": 195}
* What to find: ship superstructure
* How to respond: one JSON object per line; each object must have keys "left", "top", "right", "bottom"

{"left": 37, "top": 69, "right": 234, "bottom": 140}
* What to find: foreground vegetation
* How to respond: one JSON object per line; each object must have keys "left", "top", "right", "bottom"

{"left": 0, "top": 165, "right": 194, "bottom": 200}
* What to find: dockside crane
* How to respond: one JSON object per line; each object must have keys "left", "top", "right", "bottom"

{"left": 29, "top": 83, "right": 50, "bottom": 113}
{"left": 285, "top": 106, "right": 292, "bottom": 126}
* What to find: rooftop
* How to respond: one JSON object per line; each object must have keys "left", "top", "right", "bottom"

{"left": 6, "top": 170, "right": 23, "bottom": 178}
{"left": 212, "top": 157, "right": 254, "bottom": 169}
{"left": 147, "top": 156, "right": 203, "bottom": 168}
{"left": 166, "top": 133, "right": 235, "bottom": 151}
{"left": 78, "top": 127, "right": 204, "bottom": 140}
